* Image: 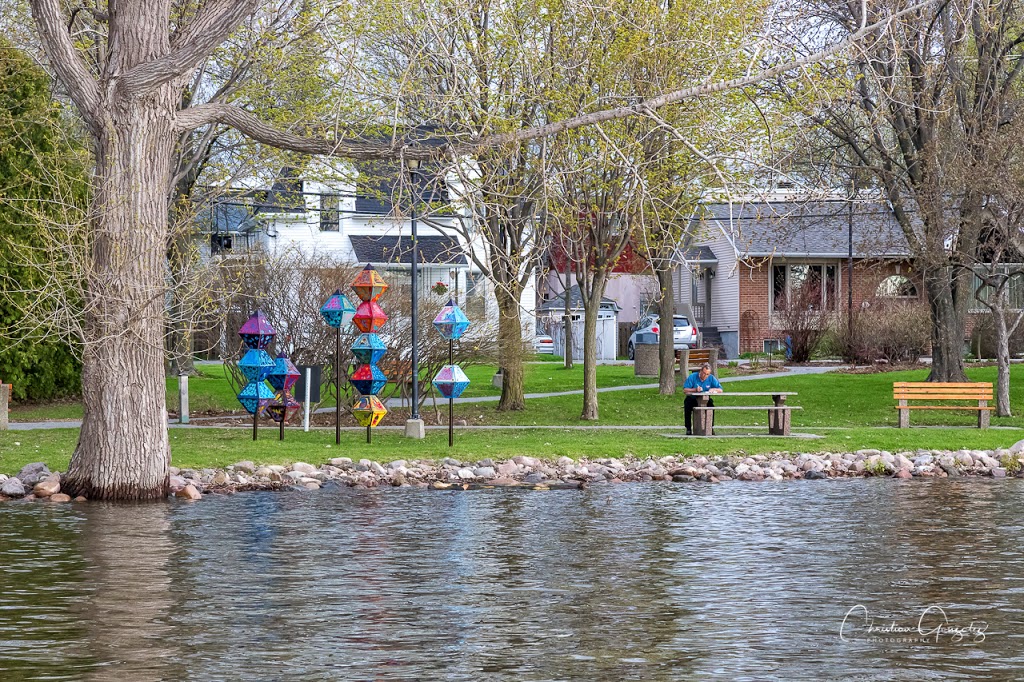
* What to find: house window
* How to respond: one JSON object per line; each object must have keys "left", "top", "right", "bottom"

{"left": 210, "top": 233, "right": 232, "bottom": 254}
{"left": 973, "top": 269, "right": 1024, "bottom": 309}
{"left": 877, "top": 275, "right": 918, "bottom": 298}
{"left": 319, "top": 193, "right": 340, "bottom": 231}
{"left": 770, "top": 263, "right": 839, "bottom": 311}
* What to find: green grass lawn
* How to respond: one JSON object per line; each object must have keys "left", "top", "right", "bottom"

{"left": 452, "top": 365, "right": 1024, "bottom": 430}
{"left": 8, "top": 361, "right": 663, "bottom": 422}
{"left": 3, "top": 424, "right": 1022, "bottom": 477}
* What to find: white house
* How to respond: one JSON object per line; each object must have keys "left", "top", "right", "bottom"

{"left": 200, "top": 162, "right": 536, "bottom": 331}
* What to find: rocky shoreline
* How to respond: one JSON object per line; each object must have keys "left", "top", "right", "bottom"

{"left": 2, "top": 440, "right": 1023, "bottom": 502}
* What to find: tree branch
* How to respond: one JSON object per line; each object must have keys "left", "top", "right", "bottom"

{"left": 175, "top": 103, "right": 437, "bottom": 160}
{"left": 29, "top": 0, "right": 103, "bottom": 132}
{"left": 118, "top": 0, "right": 257, "bottom": 95}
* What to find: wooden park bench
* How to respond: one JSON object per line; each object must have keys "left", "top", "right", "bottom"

{"left": 379, "top": 357, "right": 414, "bottom": 386}
{"left": 692, "top": 391, "right": 800, "bottom": 436}
{"left": 678, "top": 348, "right": 719, "bottom": 377}
{"left": 894, "top": 382, "right": 993, "bottom": 429}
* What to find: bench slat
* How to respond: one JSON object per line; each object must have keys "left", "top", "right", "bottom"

{"left": 894, "top": 386, "right": 993, "bottom": 393}
{"left": 694, "top": 406, "right": 802, "bottom": 411}
{"left": 893, "top": 394, "right": 992, "bottom": 400}
{"left": 895, "top": 405, "right": 994, "bottom": 411}
{"left": 893, "top": 382, "right": 992, "bottom": 388}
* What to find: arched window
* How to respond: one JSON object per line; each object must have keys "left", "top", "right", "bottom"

{"left": 876, "top": 275, "right": 918, "bottom": 298}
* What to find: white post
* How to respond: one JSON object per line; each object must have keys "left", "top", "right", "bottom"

{"left": 178, "top": 374, "right": 189, "bottom": 424}
{"left": 303, "top": 367, "right": 311, "bottom": 432}
{"left": 0, "top": 383, "right": 9, "bottom": 430}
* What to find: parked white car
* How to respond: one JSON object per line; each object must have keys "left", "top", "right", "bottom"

{"left": 626, "top": 314, "right": 698, "bottom": 360}
{"left": 533, "top": 334, "right": 555, "bottom": 354}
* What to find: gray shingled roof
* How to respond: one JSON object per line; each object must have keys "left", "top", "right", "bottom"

{"left": 679, "top": 245, "right": 718, "bottom": 264}
{"left": 695, "top": 200, "right": 911, "bottom": 258}
{"left": 349, "top": 235, "right": 467, "bottom": 265}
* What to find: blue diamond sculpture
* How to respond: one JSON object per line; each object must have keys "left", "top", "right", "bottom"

{"left": 433, "top": 299, "right": 470, "bottom": 340}
{"left": 351, "top": 333, "right": 387, "bottom": 365}
{"left": 239, "top": 348, "right": 275, "bottom": 382}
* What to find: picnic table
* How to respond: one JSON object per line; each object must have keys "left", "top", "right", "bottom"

{"left": 691, "top": 391, "right": 800, "bottom": 436}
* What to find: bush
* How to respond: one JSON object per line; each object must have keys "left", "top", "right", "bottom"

{"left": 835, "top": 298, "right": 931, "bottom": 363}
{"left": 0, "top": 42, "right": 87, "bottom": 401}
{"left": 774, "top": 283, "right": 828, "bottom": 363}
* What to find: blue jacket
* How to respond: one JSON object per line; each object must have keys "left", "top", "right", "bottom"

{"left": 683, "top": 372, "right": 722, "bottom": 393}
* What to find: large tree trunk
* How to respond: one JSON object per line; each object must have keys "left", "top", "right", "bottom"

{"left": 656, "top": 267, "right": 676, "bottom": 395}
{"left": 496, "top": 285, "right": 525, "bottom": 411}
{"left": 924, "top": 271, "right": 969, "bottom": 383}
{"left": 63, "top": 94, "right": 175, "bottom": 500}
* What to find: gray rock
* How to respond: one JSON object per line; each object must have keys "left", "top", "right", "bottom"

{"left": 456, "top": 468, "right": 476, "bottom": 480}
{"left": 388, "top": 460, "right": 407, "bottom": 470}
{"left": 443, "top": 457, "right": 462, "bottom": 467}
{"left": 497, "top": 461, "right": 519, "bottom": 476}
{"left": 1, "top": 478, "right": 26, "bottom": 497}
{"left": 939, "top": 463, "right": 960, "bottom": 477}
{"left": 476, "top": 458, "right": 495, "bottom": 468}
{"left": 524, "top": 472, "right": 546, "bottom": 484}
{"left": 473, "top": 467, "right": 496, "bottom": 479}
{"left": 284, "top": 471, "right": 305, "bottom": 482}
{"left": 16, "top": 462, "right": 50, "bottom": 486}
{"left": 291, "top": 462, "right": 317, "bottom": 475}
{"left": 1010, "top": 439, "right": 1024, "bottom": 455}
{"left": 330, "top": 457, "right": 352, "bottom": 467}
{"left": 369, "top": 461, "right": 387, "bottom": 476}
{"left": 992, "top": 467, "right": 1007, "bottom": 478}
{"left": 804, "top": 470, "right": 827, "bottom": 480}
{"left": 231, "top": 461, "right": 256, "bottom": 474}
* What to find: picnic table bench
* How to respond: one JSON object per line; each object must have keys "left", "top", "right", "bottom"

{"left": 678, "top": 348, "right": 719, "bottom": 377}
{"left": 894, "top": 382, "right": 993, "bottom": 429}
{"left": 692, "top": 391, "right": 800, "bottom": 436}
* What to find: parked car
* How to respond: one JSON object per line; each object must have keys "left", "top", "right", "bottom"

{"left": 533, "top": 334, "right": 555, "bottom": 354}
{"left": 627, "top": 314, "right": 698, "bottom": 360}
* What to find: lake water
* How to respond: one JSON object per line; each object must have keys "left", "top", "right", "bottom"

{"left": 1, "top": 480, "right": 1023, "bottom": 680}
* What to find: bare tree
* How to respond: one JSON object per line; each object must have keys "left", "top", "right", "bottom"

{"left": 784, "top": 0, "right": 1024, "bottom": 381}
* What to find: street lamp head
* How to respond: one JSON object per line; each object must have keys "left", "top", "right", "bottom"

{"left": 407, "top": 158, "right": 421, "bottom": 171}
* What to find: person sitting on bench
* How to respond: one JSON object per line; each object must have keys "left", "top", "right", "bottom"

{"left": 683, "top": 362, "right": 723, "bottom": 435}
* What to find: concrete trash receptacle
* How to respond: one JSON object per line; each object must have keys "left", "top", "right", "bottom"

{"left": 633, "top": 332, "right": 659, "bottom": 377}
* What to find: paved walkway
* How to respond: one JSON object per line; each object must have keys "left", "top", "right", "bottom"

{"left": 7, "top": 364, "right": 842, "bottom": 431}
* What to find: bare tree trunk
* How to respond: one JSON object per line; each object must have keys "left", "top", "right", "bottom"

{"left": 924, "top": 272, "right": 969, "bottom": 382}
{"left": 496, "top": 285, "right": 525, "bottom": 411}
{"left": 993, "top": 307, "right": 1012, "bottom": 416}
{"left": 63, "top": 97, "right": 174, "bottom": 501}
{"left": 580, "top": 295, "right": 601, "bottom": 420}
{"left": 656, "top": 267, "right": 676, "bottom": 395}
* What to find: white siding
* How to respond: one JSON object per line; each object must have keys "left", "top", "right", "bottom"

{"left": 706, "top": 226, "right": 740, "bottom": 333}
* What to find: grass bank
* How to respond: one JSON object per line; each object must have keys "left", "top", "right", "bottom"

{"left": 2, "top": 425, "right": 1021, "bottom": 477}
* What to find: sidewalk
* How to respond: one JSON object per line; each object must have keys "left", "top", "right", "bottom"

{"left": 7, "top": 364, "right": 843, "bottom": 431}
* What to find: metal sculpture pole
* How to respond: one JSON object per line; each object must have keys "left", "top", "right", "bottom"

{"left": 336, "top": 325, "right": 341, "bottom": 445}
{"left": 320, "top": 289, "right": 356, "bottom": 444}
{"left": 432, "top": 299, "right": 471, "bottom": 448}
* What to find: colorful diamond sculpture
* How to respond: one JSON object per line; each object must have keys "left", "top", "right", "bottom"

{"left": 238, "top": 310, "right": 276, "bottom": 349}
{"left": 432, "top": 364, "right": 471, "bottom": 399}
{"left": 320, "top": 290, "right": 357, "bottom": 329}
{"left": 266, "top": 351, "right": 301, "bottom": 392}
{"left": 351, "top": 333, "right": 387, "bottom": 365}
{"left": 237, "top": 380, "right": 275, "bottom": 415}
{"left": 349, "top": 363, "right": 388, "bottom": 396}
{"left": 352, "top": 394, "right": 388, "bottom": 427}
{"left": 239, "top": 348, "right": 275, "bottom": 382}
{"left": 351, "top": 263, "right": 388, "bottom": 302}
{"left": 353, "top": 300, "right": 388, "bottom": 333}
{"left": 264, "top": 392, "right": 301, "bottom": 423}
{"left": 433, "top": 299, "right": 470, "bottom": 340}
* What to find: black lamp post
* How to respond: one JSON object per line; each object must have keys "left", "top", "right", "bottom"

{"left": 406, "top": 159, "right": 424, "bottom": 437}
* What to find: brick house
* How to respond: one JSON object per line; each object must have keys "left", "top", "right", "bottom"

{"left": 673, "top": 196, "right": 918, "bottom": 358}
